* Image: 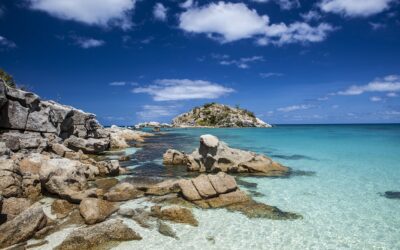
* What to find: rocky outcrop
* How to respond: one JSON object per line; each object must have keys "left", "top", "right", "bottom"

{"left": 79, "top": 198, "right": 119, "bottom": 224}
{"left": 64, "top": 136, "right": 109, "bottom": 154}
{"left": 163, "top": 134, "right": 289, "bottom": 176}
{"left": 106, "top": 125, "right": 153, "bottom": 148}
{"left": 172, "top": 103, "right": 271, "bottom": 128}
{"left": 0, "top": 81, "right": 105, "bottom": 139}
{"left": 51, "top": 199, "right": 76, "bottom": 219}
{"left": 55, "top": 219, "right": 141, "bottom": 250}
{"left": 0, "top": 197, "right": 31, "bottom": 221}
{"left": 0, "top": 205, "right": 47, "bottom": 248}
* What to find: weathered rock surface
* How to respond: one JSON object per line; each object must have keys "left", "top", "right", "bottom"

{"left": 55, "top": 219, "right": 141, "bottom": 250}
{"left": 164, "top": 134, "right": 289, "bottom": 176}
{"left": 151, "top": 205, "right": 198, "bottom": 226}
{"left": 64, "top": 136, "right": 109, "bottom": 154}
{"left": 0, "top": 159, "right": 22, "bottom": 198}
{"left": 51, "top": 199, "right": 75, "bottom": 219}
{"left": 0, "top": 206, "right": 47, "bottom": 248}
{"left": 172, "top": 103, "right": 271, "bottom": 128}
{"left": 106, "top": 125, "right": 153, "bottom": 148}
{"left": 157, "top": 220, "right": 178, "bottom": 239}
{"left": 104, "top": 182, "right": 144, "bottom": 202}
{"left": 79, "top": 198, "right": 119, "bottom": 224}
{"left": 1, "top": 197, "right": 31, "bottom": 221}
{"left": 0, "top": 81, "right": 105, "bottom": 139}
{"left": 163, "top": 149, "right": 188, "bottom": 165}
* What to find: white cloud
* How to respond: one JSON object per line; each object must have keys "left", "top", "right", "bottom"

{"left": 332, "top": 104, "right": 339, "bottom": 109}
{"left": 387, "top": 92, "right": 398, "bottom": 97}
{"left": 73, "top": 37, "right": 105, "bottom": 48}
{"left": 301, "top": 10, "right": 322, "bottom": 22}
{"left": 27, "top": 0, "right": 135, "bottom": 29}
{"left": 369, "top": 22, "right": 386, "bottom": 30}
{"left": 109, "top": 81, "right": 138, "bottom": 86}
{"left": 370, "top": 96, "right": 382, "bottom": 102}
{"left": 252, "top": 0, "right": 300, "bottom": 10}
{"left": 137, "top": 105, "right": 178, "bottom": 120}
{"left": 219, "top": 56, "right": 264, "bottom": 69}
{"left": 0, "top": 35, "right": 16, "bottom": 48}
{"left": 319, "top": 0, "right": 394, "bottom": 17}
{"left": 132, "top": 79, "right": 234, "bottom": 101}
{"left": 260, "top": 72, "right": 283, "bottom": 78}
{"left": 178, "top": 2, "right": 334, "bottom": 45}
{"left": 277, "top": 104, "right": 314, "bottom": 112}
{"left": 338, "top": 75, "right": 400, "bottom": 95}
{"left": 180, "top": 0, "right": 194, "bottom": 9}
{"left": 153, "top": 3, "right": 167, "bottom": 21}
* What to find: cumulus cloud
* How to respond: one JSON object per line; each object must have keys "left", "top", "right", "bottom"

{"left": 27, "top": 0, "right": 135, "bottom": 29}
{"left": 277, "top": 104, "right": 314, "bottom": 112}
{"left": 132, "top": 79, "right": 234, "bottom": 101}
{"left": 319, "top": 0, "right": 394, "bottom": 17}
{"left": 72, "top": 37, "right": 105, "bottom": 48}
{"left": 178, "top": 2, "right": 334, "bottom": 45}
{"left": 218, "top": 55, "right": 264, "bottom": 69}
{"left": 387, "top": 92, "right": 398, "bottom": 97}
{"left": 252, "top": 0, "right": 300, "bottom": 10}
{"left": 338, "top": 75, "right": 400, "bottom": 95}
{"left": 180, "top": 0, "right": 194, "bottom": 9}
{"left": 153, "top": 3, "right": 167, "bottom": 21}
{"left": 0, "top": 35, "right": 16, "bottom": 48}
{"left": 137, "top": 105, "right": 178, "bottom": 120}
{"left": 301, "top": 10, "right": 322, "bottom": 22}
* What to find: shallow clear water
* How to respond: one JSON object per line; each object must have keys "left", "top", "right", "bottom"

{"left": 33, "top": 125, "right": 399, "bottom": 250}
{"left": 115, "top": 125, "right": 400, "bottom": 249}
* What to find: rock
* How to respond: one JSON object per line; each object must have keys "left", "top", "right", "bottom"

{"left": 226, "top": 200, "right": 302, "bottom": 220}
{"left": 51, "top": 199, "right": 75, "bottom": 219}
{"left": 207, "top": 172, "right": 237, "bottom": 194}
{"left": 151, "top": 205, "right": 198, "bottom": 226}
{"left": 169, "top": 135, "right": 289, "bottom": 176}
{"left": 64, "top": 136, "right": 109, "bottom": 154}
{"left": 21, "top": 173, "right": 41, "bottom": 200}
{"left": 118, "top": 208, "right": 136, "bottom": 218}
{"left": 0, "top": 159, "right": 22, "bottom": 198}
{"left": 0, "top": 206, "right": 47, "bottom": 248}
{"left": 0, "top": 195, "right": 3, "bottom": 212}
{"left": 194, "top": 190, "right": 250, "bottom": 208}
{"left": 178, "top": 179, "right": 202, "bottom": 201}
{"left": 1, "top": 131, "right": 48, "bottom": 152}
{"left": 172, "top": 103, "right": 271, "bottom": 128}
{"left": 1, "top": 197, "right": 31, "bottom": 221}
{"left": 51, "top": 143, "right": 72, "bottom": 157}
{"left": 200, "top": 134, "right": 219, "bottom": 148}
{"left": 106, "top": 126, "right": 153, "bottom": 149}
{"left": 79, "top": 198, "right": 119, "bottom": 224}
{"left": 191, "top": 174, "right": 217, "bottom": 199}
{"left": 55, "top": 219, "right": 142, "bottom": 250}
{"left": 95, "top": 160, "right": 120, "bottom": 176}
{"left": 381, "top": 191, "right": 400, "bottom": 199}
{"left": 157, "top": 220, "right": 178, "bottom": 239}
{"left": 0, "top": 142, "right": 10, "bottom": 156}
{"left": 38, "top": 157, "right": 89, "bottom": 202}
{"left": 0, "top": 100, "right": 29, "bottom": 130}
{"left": 104, "top": 182, "right": 144, "bottom": 202}
{"left": 163, "top": 149, "right": 188, "bottom": 165}
{"left": 145, "top": 179, "right": 181, "bottom": 196}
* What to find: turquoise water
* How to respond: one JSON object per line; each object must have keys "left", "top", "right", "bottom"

{"left": 123, "top": 125, "right": 400, "bottom": 249}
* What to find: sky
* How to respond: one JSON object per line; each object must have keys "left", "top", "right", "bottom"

{"left": 0, "top": 0, "right": 399, "bottom": 125}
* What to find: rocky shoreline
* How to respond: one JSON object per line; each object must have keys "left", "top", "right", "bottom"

{"left": 0, "top": 82, "right": 300, "bottom": 249}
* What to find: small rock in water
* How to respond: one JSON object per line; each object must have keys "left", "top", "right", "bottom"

{"left": 381, "top": 191, "right": 400, "bottom": 199}
{"left": 206, "top": 235, "right": 216, "bottom": 244}
{"left": 157, "top": 220, "right": 179, "bottom": 239}
{"left": 118, "top": 208, "right": 136, "bottom": 218}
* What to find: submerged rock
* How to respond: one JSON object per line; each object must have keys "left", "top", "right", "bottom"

{"left": 157, "top": 220, "right": 178, "bottom": 239}
{"left": 151, "top": 205, "right": 198, "bottom": 226}
{"left": 79, "top": 198, "right": 119, "bottom": 225}
{"left": 381, "top": 191, "right": 400, "bottom": 199}
{"left": 55, "top": 219, "right": 142, "bottom": 250}
{"left": 0, "top": 206, "right": 47, "bottom": 248}
{"left": 164, "top": 134, "right": 289, "bottom": 176}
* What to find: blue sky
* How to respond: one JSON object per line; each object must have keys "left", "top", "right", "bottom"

{"left": 0, "top": 0, "right": 399, "bottom": 125}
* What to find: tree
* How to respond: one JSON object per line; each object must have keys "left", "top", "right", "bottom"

{"left": 0, "top": 69, "right": 16, "bottom": 88}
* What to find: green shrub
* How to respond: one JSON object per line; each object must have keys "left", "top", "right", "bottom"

{"left": 0, "top": 69, "right": 16, "bottom": 88}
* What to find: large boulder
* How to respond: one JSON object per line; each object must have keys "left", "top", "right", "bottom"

{"left": 106, "top": 126, "right": 153, "bottom": 149}
{"left": 0, "top": 159, "right": 22, "bottom": 198}
{"left": 166, "top": 135, "right": 289, "bottom": 176}
{"left": 55, "top": 219, "right": 141, "bottom": 250}
{"left": 64, "top": 136, "right": 109, "bottom": 154}
{"left": 1, "top": 131, "right": 48, "bottom": 152}
{"left": 0, "top": 206, "right": 47, "bottom": 248}
{"left": 1, "top": 197, "right": 31, "bottom": 221}
{"left": 79, "top": 198, "right": 119, "bottom": 224}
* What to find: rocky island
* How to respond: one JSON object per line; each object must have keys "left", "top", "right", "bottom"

{"left": 172, "top": 103, "right": 271, "bottom": 128}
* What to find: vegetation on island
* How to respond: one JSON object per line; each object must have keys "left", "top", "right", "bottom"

{"left": 0, "top": 69, "right": 16, "bottom": 88}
